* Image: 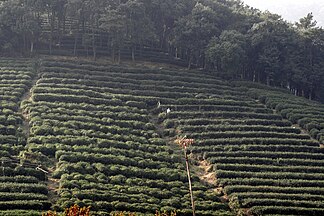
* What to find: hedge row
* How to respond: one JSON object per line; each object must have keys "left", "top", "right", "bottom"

{"left": 28, "top": 136, "right": 167, "bottom": 153}
{"left": 219, "top": 177, "right": 324, "bottom": 188}
{"left": 216, "top": 170, "right": 324, "bottom": 181}
{"left": 195, "top": 144, "right": 322, "bottom": 154}
{"left": 179, "top": 125, "right": 300, "bottom": 134}
{"left": 39, "top": 74, "right": 237, "bottom": 99}
{"left": 0, "top": 176, "right": 39, "bottom": 184}
{"left": 241, "top": 198, "right": 324, "bottom": 209}
{"left": 230, "top": 192, "right": 324, "bottom": 202}
{"left": 190, "top": 131, "right": 309, "bottom": 139}
{"left": 42, "top": 66, "right": 230, "bottom": 88}
{"left": 247, "top": 88, "right": 324, "bottom": 143}
{"left": 0, "top": 210, "right": 42, "bottom": 216}
{"left": 206, "top": 151, "right": 324, "bottom": 161}
{"left": 224, "top": 185, "right": 324, "bottom": 195}
{"left": 0, "top": 192, "right": 47, "bottom": 201}
{"left": 173, "top": 118, "right": 291, "bottom": 127}
{"left": 209, "top": 156, "right": 324, "bottom": 167}
{"left": 57, "top": 151, "right": 178, "bottom": 170}
{"left": 215, "top": 163, "right": 324, "bottom": 174}
{"left": 60, "top": 173, "right": 186, "bottom": 191}
{"left": 0, "top": 182, "right": 47, "bottom": 194}
{"left": 0, "top": 200, "right": 50, "bottom": 210}
{"left": 25, "top": 101, "right": 147, "bottom": 114}
{"left": 163, "top": 111, "right": 282, "bottom": 121}
{"left": 249, "top": 205, "right": 324, "bottom": 215}
{"left": 29, "top": 110, "right": 149, "bottom": 125}
{"left": 54, "top": 162, "right": 187, "bottom": 182}
{"left": 55, "top": 146, "right": 179, "bottom": 164}
{"left": 195, "top": 137, "right": 319, "bottom": 147}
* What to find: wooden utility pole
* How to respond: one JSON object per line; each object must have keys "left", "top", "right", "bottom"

{"left": 176, "top": 136, "right": 195, "bottom": 216}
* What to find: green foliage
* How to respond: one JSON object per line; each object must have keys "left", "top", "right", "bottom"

{"left": 206, "top": 30, "right": 247, "bottom": 78}
{"left": 2, "top": 55, "right": 324, "bottom": 216}
{"left": 246, "top": 87, "right": 324, "bottom": 142}
{"left": 17, "top": 59, "right": 235, "bottom": 215}
{"left": 0, "top": 0, "right": 324, "bottom": 102}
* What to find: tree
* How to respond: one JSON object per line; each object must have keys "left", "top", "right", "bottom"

{"left": 295, "top": 12, "right": 317, "bottom": 30}
{"left": 100, "top": 7, "right": 127, "bottom": 64}
{"left": 65, "top": 0, "right": 86, "bottom": 56}
{"left": 148, "top": 0, "right": 195, "bottom": 53}
{"left": 173, "top": 3, "right": 219, "bottom": 69}
{"left": 0, "top": 0, "right": 20, "bottom": 54}
{"left": 249, "top": 12, "right": 290, "bottom": 85}
{"left": 82, "top": 0, "right": 107, "bottom": 61}
{"left": 293, "top": 13, "right": 324, "bottom": 99}
{"left": 39, "top": 0, "right": 67, "bottom": 55}
{"left": 0, "top": 0, "right": 42, "bottom": 54}
{"left": 206, "top": 30, "right": 247, "bottom": 79}
{"left": 120, "top": 0, "right": 156, "bottom": 62}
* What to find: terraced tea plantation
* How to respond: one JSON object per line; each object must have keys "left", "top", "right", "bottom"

{"left": 22, "top": 59, "right": 232, "bottom": 215}
{"left": 160, "top": 85, "right": 324, "bottom": 215}
{"left": 1, "top": 57, "right": 324, "bottom": 215}
{"left": 0, "top": 59, "right": 50, "bottom": 216}
{"left": 242, "top": 82, "right": 324, "bottom": 144}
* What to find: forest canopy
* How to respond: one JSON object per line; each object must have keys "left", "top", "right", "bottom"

{"left": 0, "top": 0, "right": 323, "bottom": 102}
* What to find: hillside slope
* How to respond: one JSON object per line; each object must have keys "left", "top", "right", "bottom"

{"left": 22, "top": 58, "right": 232, "bottom": 216}
{"left": 0, "top": 59, "right": 50, "bottom": 215}
{"left": 1, "top": 57, "right": 324, "bottom": 215}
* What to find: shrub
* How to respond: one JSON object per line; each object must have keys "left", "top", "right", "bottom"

{"left": 43, "top": 204, "right": 91, "bottom": 216}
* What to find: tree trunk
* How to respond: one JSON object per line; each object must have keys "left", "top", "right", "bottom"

{"left": 63, "top": 14, "right": 66, "bottom": 34}
{"left": 132, "top": 46, "right": 135, "bottom": 62}
{"left": 30, "top": 41, "right": 34, "bottom": 54}
{"left": 112, "top": 47, "right": 115, "bottom": 62}
{"left": 309, "top": 89, "right": 313, "bottom": 100}
{"left": 161, "top": 24, "right": 166, "bottom": 49}
{"left": 47, "top": 11, "right": 52, "bottom": 55}
{"left": 74, "top": 33, "right": 78, "bottom": 56}
{"left": 140, "top": 42, "right": 143, "bottom": 58}
{"left": 188, "top": 53, "right": 193, "bottom": 70}
{"left": 92, "top": 30, "right": 96, "bottom": 61}
{"left": 118, "top": 49, "right": 121, "bottom": 64}
{"left": 168, "top": 44, "right": 172, "bottom": 61}
{"left": 100, "top": 33, "right": 103, "bottom": 48}
{"left": 23, "top": 35, "right": 26, "bottom": 53}
{"left": 58, "top": 16, "right": 62, "bottom": 49}
{"left": 49, "top": 13, "right": 54, "bottom": 55}
{"left": 93, "top": 46, "right": 97, "bottom": 61}
{"left": 82, "top": 18, "right": 85, "bottom": 33}
{"left": 266, "top": 75, "right": 270, "bottom": 86}
{"left": 204, "top": 55, "right": 207, "bottom": 70}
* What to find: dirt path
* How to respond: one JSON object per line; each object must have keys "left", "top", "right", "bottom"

{"left": 148, "top": 109, "right": 179, "bottom": 151}
{"left": 20, "top": 75, "right": 40, "bottom": 137}
{"left": 47, "top": 176, "right": 60, "bottom": 206}
{"left": 197, "top": 160, "right": 217, "bottom": 186}
{"left": 148, "top": 112, "right": 164, "bottom": 137}
{"left": 196, "top": 159, "right": 229, "bottom": 203}
{"left": 20, "top": 69, "right": 60, "bottom": 205}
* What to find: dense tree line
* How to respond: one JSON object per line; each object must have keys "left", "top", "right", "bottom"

{"left": 0, "top": 0, "right": 324, "bottom": 102}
